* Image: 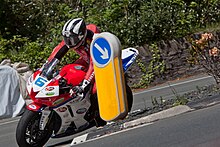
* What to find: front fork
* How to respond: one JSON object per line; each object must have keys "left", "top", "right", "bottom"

{"left": 27, "top": 102, "right": 52, "bottom": 130}
{"left": 39, "top": 107, "right": 51, "bottom": 130}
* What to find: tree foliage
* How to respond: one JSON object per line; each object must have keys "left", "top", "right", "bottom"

{"left": 0, "top": 0, "right": 220, "bottom": 70}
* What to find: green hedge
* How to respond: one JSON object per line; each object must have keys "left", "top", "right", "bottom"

{"left": 0, "top": 0, "right": 220, "bottom": 70}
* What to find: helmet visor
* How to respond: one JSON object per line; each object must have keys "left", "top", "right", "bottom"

{"left": 64, "top": 35, "right": 80, "bottom": 47}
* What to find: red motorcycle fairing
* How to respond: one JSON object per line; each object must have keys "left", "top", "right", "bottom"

{"left": 92, "top": 83, "right": 97, "bottom": 94}
{"left": 29, "top": 93, "right": 71, "bottom": 107}
{"left": 62, "top": 63, "right": 97, "bottom": 94}
{"left": 28, "top": 64, "right": 88, "bottom": 108}
{"left": 60, "top": 64, "right": 86, "bottom": 86}
{"left": 33, "top": 70, "right": 41, "bottom": 80}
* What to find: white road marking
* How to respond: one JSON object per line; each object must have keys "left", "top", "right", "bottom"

{"left": 134, "top": 76, "right": 213, "bottom": 95}
{"left": 71, "top": 133, "right": 89, "bottom": 146}
{"left": 71, "top": 122, "right": 153, "bottom": 146}
{"left": 0, "top": 119, "right": 19, "bottom": 126}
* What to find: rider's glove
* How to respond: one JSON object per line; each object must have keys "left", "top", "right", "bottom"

{"left": 71, "top": 79, "right": 90, "bottom": 94}
{"left": 72, "top": 85, "right": 84, "bottom": 94}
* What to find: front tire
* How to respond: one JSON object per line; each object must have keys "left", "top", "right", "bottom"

{"left": 16, "top": 109, "right": 54, "bottom": 147}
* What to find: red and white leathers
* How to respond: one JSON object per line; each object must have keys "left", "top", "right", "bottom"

{"left": 47, "top": 24, "right": 100, "bottom": 90}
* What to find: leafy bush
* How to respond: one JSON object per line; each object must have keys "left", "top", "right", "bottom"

{"left": 0, "top": 1, "right": 79, "bottom": 69}
{"left": 0, "top": 35, "right": 79, "bottom": 69}
{"left": 134, "top": 43, "right": 166, "bottom": 88}
{"left": 0, "top": 0, "right": 220, "bottom": 73}
{"left": 82, "top": 0, "right": 220, "bottom": 46}
{"left": 189, "top": 32, "right": 220, "bottom": 84}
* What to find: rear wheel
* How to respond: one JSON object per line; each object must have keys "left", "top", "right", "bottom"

{"left": 16, "top": 109, "right": 54, "bottom": 147}
{"left": 126, "top": 84, "right": 133, "bottom": 112}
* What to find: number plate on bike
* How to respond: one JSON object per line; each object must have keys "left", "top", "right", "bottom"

{"left": 33, "top": 75, "right": 49, "bottom": 92}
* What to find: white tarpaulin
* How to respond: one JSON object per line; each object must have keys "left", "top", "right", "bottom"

{"left": 0, "top": 59, "right": 32, "bottom": 118}
{"left": 0, "top": 66, "right": 26, "bottom": 118}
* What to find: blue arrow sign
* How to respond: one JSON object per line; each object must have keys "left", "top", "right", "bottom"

{"left": 92, "top": 38, "right": 112, "bottom": 67}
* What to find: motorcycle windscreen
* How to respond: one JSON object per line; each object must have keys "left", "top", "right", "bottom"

{"left": 94, "top": 56, "right": 128, "bottom": 121}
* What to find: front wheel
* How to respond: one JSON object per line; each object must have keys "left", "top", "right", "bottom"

{"left": 16, "top": 109, "right": 54, "bottom": 147}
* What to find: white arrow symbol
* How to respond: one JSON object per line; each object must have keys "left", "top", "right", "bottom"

{"left": 94, "top": 43, "right": 109, "bottom": 59}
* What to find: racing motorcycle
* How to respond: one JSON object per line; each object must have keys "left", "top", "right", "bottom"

{"left": 16, "top": 47, "right": 138, "bottom": 147}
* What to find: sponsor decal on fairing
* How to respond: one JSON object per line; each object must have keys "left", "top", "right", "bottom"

{"left": 57, "top": 107, "right": 67, "bottom": 112}
{"left": 45, "top": 87, "right": 55, "bottom": 91}
{"left": 45, "top": 92, "right": 55, "bottom": 96}
{"left": 35, "top": 86, "right": 59, "bottom": 98}
{"left": 76, "top": 108, "right": 87, "bottom": 114}
{"left": 53, "top": 98, "right": 64, "bottom": 106}
{"left": 28, "top": 104, "right": 37, "bottom": 110}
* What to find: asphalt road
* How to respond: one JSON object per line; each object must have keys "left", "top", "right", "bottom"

{"left": 132, "top": 74, "right": 215, "bottom": 110}
{"left": 75, "top": 103, "right": 220, "bottom": 147}
{"left": 0, "top": 74, "right": 216, "bottom": 147}
{"left": 0, "top": 117, "right": 19, "bottom": 147}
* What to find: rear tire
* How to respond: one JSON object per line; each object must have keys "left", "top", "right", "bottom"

{"left": 16, "top": 109, "right": 54, "bottom": 147}
{"left": 126, "top": 84, "right": 133, "bottom": 112}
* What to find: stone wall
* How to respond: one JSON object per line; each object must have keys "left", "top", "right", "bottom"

{"left": 126, "top": 31, "right": 220, "bottom": 87}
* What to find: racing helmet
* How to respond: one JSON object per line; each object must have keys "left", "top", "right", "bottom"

{"left": 62, "top": 18, "right": 87, "bottom": 48}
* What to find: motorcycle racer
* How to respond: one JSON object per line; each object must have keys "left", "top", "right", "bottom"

{"left": 16, "top": 18, "right": 137, "bottom": 147}
{"left": 47, "top": 18, "right": 100, "bottom": 95}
